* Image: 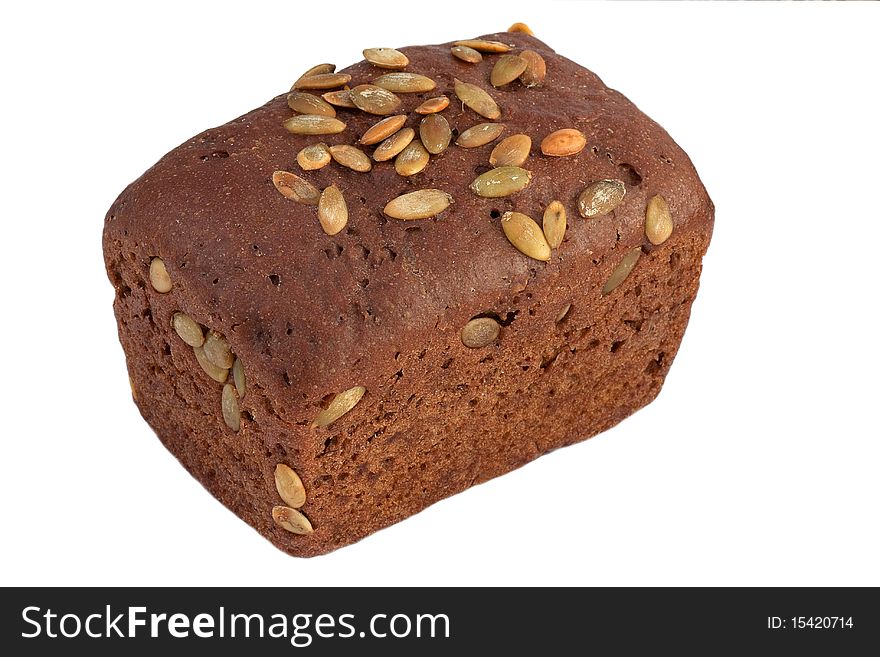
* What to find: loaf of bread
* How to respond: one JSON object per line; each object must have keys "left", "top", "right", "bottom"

{"left": 103, "top": 26, "right": 713, "bottom": 556}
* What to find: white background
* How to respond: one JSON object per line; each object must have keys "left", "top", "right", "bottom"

{"left": 1, "top": 1, "right": 878, "bottom": 587}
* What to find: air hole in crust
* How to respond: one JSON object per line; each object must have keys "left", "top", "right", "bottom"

{"left": 490, "top": 209, "right": 501, "bottom": 219}
{"left": 617, "top": 163, "right": 642, "bottom": 186}
{"left": 268, "top": 274, "right": 281, "bottom": 286}
{"left": 610, "top": 340, "right": 625, "bottom": 353}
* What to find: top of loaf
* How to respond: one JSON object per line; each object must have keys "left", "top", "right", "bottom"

{"left": 104, "top": 29, "right": 712, "bottom": 429}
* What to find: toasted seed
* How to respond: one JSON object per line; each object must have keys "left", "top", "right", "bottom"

{"left": 359, "top": 114, "right": 406, "bottom": 145}
{"left": 193, "top": 345, "right": 228, "bottom": 383}
{"left": 374, "top": 127, "right": 415, "bottom": 162}
{"left": 541, "top": 128, "right": 587, "bottom": 157}
{"left": 489, "top": 134, "right": 531, "bottom": 167}
{"left": 349, "top": 84, "right": 401, "bottom": 115}
{"left": 294, "top": 63, "right": 335, "bottom": 88}
{"left": 329, "top": 145, "right": 372, "bottom": 172}
{"left": 372, "top": 72, "right": 436, "bottom": 93}
{"left": 470, "top": 166, "right": 531, "bottom": 197}
{"left": 282, "top": 114, "right": 346, "bottom": 135}
{"left": 645, "top": 194, "right": 674, "bottom": 245}
{"left": 419, "top": 114, "right": 452, "bottom": 155}
{"left": 394, "top": 139, "right": 430, "bottom": 176}
{"left": 384, "top": 189, "right": 453, "bottom": 220}
{"left": 363, "top": 47, "right": 409, "bottom": 69}
{"left": 453, "top": 39, "right": 512, "bottom": 53}
{"left": 204, "top": 330, "right": 233, "bottom": 369}
{"left": 297, "top": 143, "right": 331, "bottom": 171}
{"left": 172, "top": 312, "right": 204, "bottom": 347}
{"left": 272, "top": 171, "right": 321, "bottom": 204}
{"left": 501, "top": 211, "right": 551, "bottom": 261}
{"left": 312, "top": 385, "right": 366, "bottom": 428}
{"left": 451, "top": 45, "right": 483, "bottom": 63}
{"left": 542, "top": 201, "right": 567, "bottom": 249}
{"left": 129, "top": 376, "right": 137, "bottom": 401}
{"left": 274, "top": 464, "right": 306, "bottom": 508}
{"left": 461, "top": 317, "right": 500, "bottom": 348}
{"left": 149, "top": 257, "right": 172, "bottom": 293}
{"left": 603, "top": 247, "right": 642, "bottom": 295}
{"left": 221, "top": 383, "right": 240, "bottom": 432}
{"left": 317, "top": 185, "right": 348, "bottom": 236}
{"left": 321, "top": 90, "right": 357, "bottom": 108}
{"left": 507, "top": 22, "right": 535, "bottom": 36}
{"left": 519, "top": 50, "right": 547, "bottom": 87}
{"left": 272, "top": 506, "right": 314, "bottom": 534}
{"left": 555, "top": 303, "right": 572, "bottom": 324}
{"left": 415, "top": 95, "right": 450, "bottom": 114}
{"left": 577, "top": 179, "right": 626, "bottom": 218}
{"left": 456, "top": 122, "right": 505, "bottom": 148}
{"left": 286, "top": 91, "right": 336, "bottom": 117}
{"left": 491, "top": 54, "right": 528, "bottom": 87}
{"left": 232, "top": 357, "right": 246, "bottom": 399}
{"left": 292, "top": 72, "right": 352, "bottom": 90}
{"left": 453, "top": 79, "right": 501, "bottom": 120}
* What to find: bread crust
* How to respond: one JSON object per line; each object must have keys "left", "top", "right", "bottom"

{"left": 103, "top": 31, "right": 713, "bottom": 556}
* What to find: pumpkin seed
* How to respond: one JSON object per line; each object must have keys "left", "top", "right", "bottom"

{"left": 519, "top": 50, "right": 546, "bottom": 87}
{"left": 349, "top": 84, "right": 401, "bottom": 115}
{"left": 359, "top": 114, "right": 406, "bottom": 145}
{"left": 329, "top": 144, "right": 372, "bottom": 172}
{"left": 321, "top": 90, "right": 357, "bottom": 108}
{"left": 293, "top": 63, "right": 335, "bottom": 89}
{"left": 272, "top": 506, "right": 313, "bottom": 534}
{"left": 453, "top": 79, "right": 501, "bottom": 120}
{"left": 317, "top": 184, "right": 348, "bottom": 236}
{"left": 374, "top": 127, "right": 415, "bottom": 162}
{"left": 363, "top": 47, "right": 409, "bottom": 69}
{"left": 577, "top": 179, "right": 626, "bottom": 218}
{"left": 645, "top": 194, "right": 673, "bottom": 245}
{"left": 453, "top": 39, "right": 512, "bottom": 53}
{"left": 450, "top": 45, "right": 483, "bottom": 63}
{"left": 456, "top": 122, "right": 505, "bottom": 148}
{"left": 419, "top": 114, "right": 452, "bottom": 155}
{"left": 488, "top": 134, "right": 531, "bottom": 167}
{"left": 193, "top": 345, "right": 228, "bottom": 383}
{"left": 461, "top": 317, "right": 500, "bottom": 348}
{"left": 297, "top": 143, "right": 331, "bottom": 171}
{"left": 491, "top": 54, "right": 528, "bottom": 87}
{"left": 507, "top": 22, "right": 535, "bottom": 36}
{"left": 555, "top": 303, "right": 572, "bottom": 324}
{"left": 542, "top": 201, "right": 567, "bottom": 249}
{"left": 149, "top": 257, "right": 172, "bottom": 293}
{"left": 312, "top": 385, "right": 366, "bottom": 428}
{"left": 286, "top": 91, "right": 336, "bottom": 117}
{"left": 383, "top": 189, "right": 453, "bottom": 220}
{"left": 501, "top": 211, "right": 551, "bottom": 261}
{"left": 415, "top": 95, "right": 450, "bottom": 114}
{"left": 232, "top": 357, "right": 246, "bottom": 399}
{"left": 204, "top": 330, "right": 233, "bottom": 369}
{"left": 221, "top": 383, "right": 240, "bottom": 432}
{"left": 292, "top": 72, "right": 352, "bottom": 90}
{"left": 372, "top": 72, "right": 436, "bottom": 93}
{"left": 172, "top": 312, "right": 204, "bottom": 347}
{"left": 540, "top": 128, "right": 587, "bottom": 157}
{"left": 469, "top": 166, "right": 531, "bottom": 197}
{"left": 274, "top": 464, "right": 306, "bottom": 508}
{"left": 394, "top": 139, "right": 430, "bottom": 176}
{"left": 272, "top": 170, "right": 321, "bottom": 204}
{"left": 603, "top": 248, "right": 642, "bottom": 295}
{"left": 282, "top": 115, "right": 346, "bottom": 135}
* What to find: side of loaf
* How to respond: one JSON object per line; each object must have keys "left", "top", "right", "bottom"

{"left": 103, "top": 29, "right": 713, "bottom": 556}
